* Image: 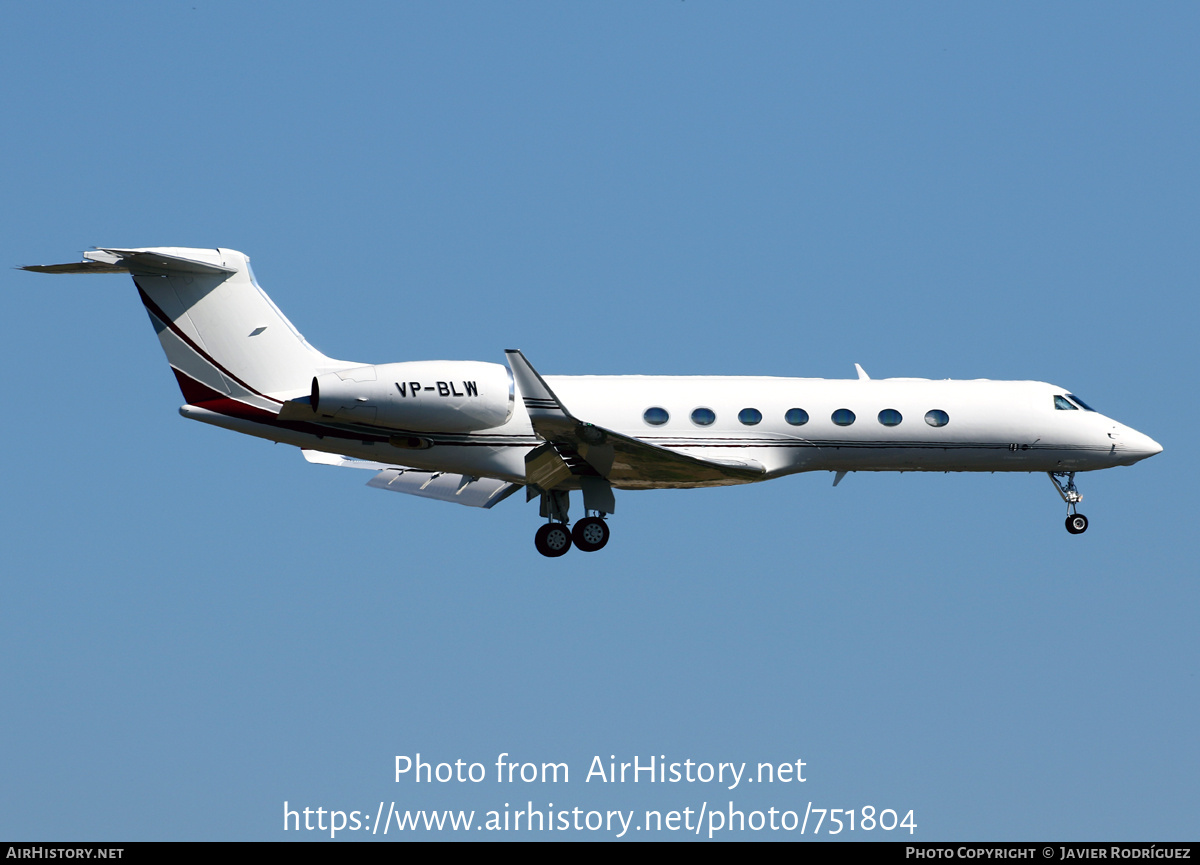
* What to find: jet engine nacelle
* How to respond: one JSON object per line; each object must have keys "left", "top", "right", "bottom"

{"left": 311, "top": 361, "right": 514, "bottom": 432}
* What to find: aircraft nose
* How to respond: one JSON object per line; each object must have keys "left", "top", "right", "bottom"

{"left": 1121, "top": 428, "right": 1163, "bottom": 462}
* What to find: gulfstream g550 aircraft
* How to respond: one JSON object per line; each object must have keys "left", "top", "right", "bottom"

{"left": 24, "top": 247, "right": 1162, "bottom": 557}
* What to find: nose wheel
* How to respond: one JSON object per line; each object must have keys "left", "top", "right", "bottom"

{"left": 1049, "top": 472, "right": 1088, "bottom": 535}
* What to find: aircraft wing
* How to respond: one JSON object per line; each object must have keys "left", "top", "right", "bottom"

{"left": 505, "top": 350, "right": 765, "bottom": 489}
{"left": 301, "top": 450, "right": 521, "bottom": 509}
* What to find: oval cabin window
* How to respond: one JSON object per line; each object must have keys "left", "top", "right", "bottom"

{"left": 643, "top": 407, "right": 670, "bottom": 426}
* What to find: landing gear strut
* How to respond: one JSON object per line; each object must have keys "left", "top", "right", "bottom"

{"left": 532, "top": 484, "right": 615, "bottom": 557}
{"left": 1049, "top": 471, "right": 1088, "bottom": 535}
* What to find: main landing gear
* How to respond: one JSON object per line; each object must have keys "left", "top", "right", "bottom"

{"left": 533, "top": 483, "right": 615, "bottom": 557}
{"left": 534, "top": 514, "right": 611, "bottom": 557}
{"left": 1049, "top": 471, "right": 1089, "bottom": 535}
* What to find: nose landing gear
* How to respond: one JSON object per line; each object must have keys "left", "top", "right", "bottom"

{"left": 1049, "top": 472, "right": 1089, "bottom": 535}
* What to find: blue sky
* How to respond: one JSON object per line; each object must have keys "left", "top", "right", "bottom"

{"left": 1, "top": 2, "right": 1195, "bottom": 840}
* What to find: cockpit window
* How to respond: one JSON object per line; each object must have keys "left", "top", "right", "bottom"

{"left": 1067, "top": 394, "right": 1096, "bottom": 411}
{"left": 1054, "top": 395, "right": 1078, "bottom": 411}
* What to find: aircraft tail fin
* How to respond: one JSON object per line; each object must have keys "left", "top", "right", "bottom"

{"left": 24, "top": 247, "right": 344, "bottom": 412}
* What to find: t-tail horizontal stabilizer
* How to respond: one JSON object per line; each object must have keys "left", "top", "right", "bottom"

{"left": 301, "top": 449, "right": 521, "bottom": 509}
{"left": 505, "top": 349, "right": 765, "bottom": 489}
{"left": 21, "top": 247, "right": 237, "bottom": 276}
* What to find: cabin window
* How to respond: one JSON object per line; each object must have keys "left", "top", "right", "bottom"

{"left": 643, "top": 407, "right": 669, "bottom": 426}
{"left": 832, "top": 409, "right": 856, "bottom": 426}
{"left": 925, "top": 409, "right": 949, "bottom": 427}
{"left": 738, "top": 408, "right": 762, "bottom": 425}
{"left": 785, "top": 408, "right": 809, "bottom": 426}
{"left": 1067, "top": 394, "right": 1096, "bottom": 411}
{"left": 691, "top": 407, "right": 716, "bottom": 426}
{"left": 1054, "top": 395, "right": 1077, "bottom": 411}
{"left": 878, "top": 408, "right": 903, "bottom": 426}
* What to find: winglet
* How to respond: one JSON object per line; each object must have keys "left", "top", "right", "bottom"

{"left": 505, "top": 350, "right": 574, "bottom": 422}
{"left": 855, "top": 363, "right": 870, "bottom": 380}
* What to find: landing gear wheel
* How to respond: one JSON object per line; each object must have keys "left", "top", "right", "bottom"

{"left": 535, "top": 523, "right": 573, "bottom": 557}
{"left": 1065, "top": 513, "right": 1089, "bottom": 535}
{"left": 572, "top": 516, "right": 610, "bottom": 552}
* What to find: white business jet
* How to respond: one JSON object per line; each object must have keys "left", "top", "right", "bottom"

{"left": 24, "top": 247, "right": 1162, "bottom": 557}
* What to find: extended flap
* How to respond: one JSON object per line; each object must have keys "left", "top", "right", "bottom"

{"left": 366, "top": 469, "right": 520, "bottom": 508}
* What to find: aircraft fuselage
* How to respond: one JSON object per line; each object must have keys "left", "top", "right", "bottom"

{"left": 184, "top": 371, "right": 1161, "bottom": 488}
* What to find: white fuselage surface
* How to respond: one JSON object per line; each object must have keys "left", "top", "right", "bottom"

{"left": 182, "top": 363, "right": 1160, "bottom": 488}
